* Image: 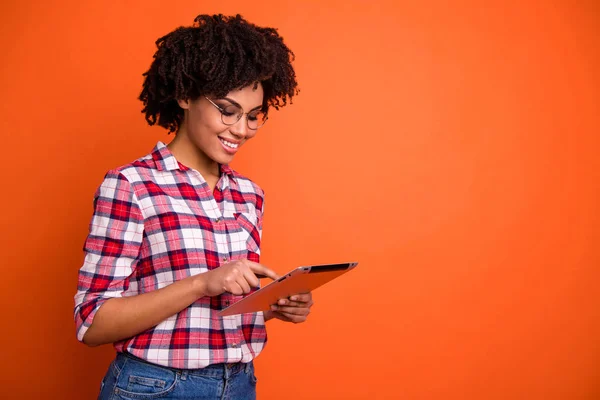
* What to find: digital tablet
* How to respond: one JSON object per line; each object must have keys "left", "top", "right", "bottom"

{"left": 218, "top": 262, "right": 359, "bottom": 317}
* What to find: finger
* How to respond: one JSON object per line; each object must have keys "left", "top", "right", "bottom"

{"left": 276, "top": 311, "right": 308, "bottom": 323}
{"left": 277, "top": 299, "right": 312, "bottom": 308}
{"left": 269, "top": 311, "right": 293, "bottom": 323}
{"left": 246, "top": 261, "right": 279, "bottom": 280}
{"left": 242, "top": 267, "right": 260, "bottom": 289}
{"left": 227, "top": 282, "right": 245, "bottom": 296}
{"left": 236, "top": 275, "right": 252, "bottom": 294}
{"left": 271, "top": 305, "right": 310, "bottom": 316}
{"left": 288, "top": 293, "right": 312, "bottom": 303}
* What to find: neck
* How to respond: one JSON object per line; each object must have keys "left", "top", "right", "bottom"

{"left": 167, "top": 131, "right": 219, "bottom": 179}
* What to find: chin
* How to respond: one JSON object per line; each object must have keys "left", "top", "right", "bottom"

{"left": 212, "top": 152, "right": 235, "bottom": 165}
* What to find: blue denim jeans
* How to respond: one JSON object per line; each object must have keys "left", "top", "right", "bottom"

{"left": 98, "top": 352, "right": 257, "bottom": 400}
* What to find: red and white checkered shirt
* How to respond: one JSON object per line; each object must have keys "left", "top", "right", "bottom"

{"left": 74, "top": 141, "right": 267, "bottom": 369}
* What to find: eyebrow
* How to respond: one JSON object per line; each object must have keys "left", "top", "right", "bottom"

{"left": 221, "top": 97, "right": 263, "bottom": 111}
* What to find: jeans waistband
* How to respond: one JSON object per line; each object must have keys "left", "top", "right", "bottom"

{"left": 117, "top": 351, "right": 252, "bottom": 379}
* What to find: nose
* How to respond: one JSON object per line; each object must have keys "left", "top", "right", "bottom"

{"left": 229, "top": 114, "right": 249, "bottom": 139}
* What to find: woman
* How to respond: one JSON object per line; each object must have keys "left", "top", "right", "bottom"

{"left": 74, "top": 14, "right": 313, "bottom": 399}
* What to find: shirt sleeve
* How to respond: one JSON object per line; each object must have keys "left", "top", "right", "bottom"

{"left": 73, "top": 170, "right": 144, "bottom": 342}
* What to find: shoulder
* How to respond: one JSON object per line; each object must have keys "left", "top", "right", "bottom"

{"left": 95, "top": 150, "right": 158, "bottom": 196}
{"left": 100, "top": 146, "right": 162, "bottom": 183}
{"left": 111, "top": 152, "right": 157, "bottom": 183}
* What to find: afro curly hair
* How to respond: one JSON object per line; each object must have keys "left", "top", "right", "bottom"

{"left": 139, "top": 14, "right": 299, "bottom": 133}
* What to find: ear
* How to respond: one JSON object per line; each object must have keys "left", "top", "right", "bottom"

{"left": 177, "top": 98, "right": 191, "bottom": 110}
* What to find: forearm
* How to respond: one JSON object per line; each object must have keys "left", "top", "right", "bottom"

{"left": 82, "top": 275, "right": 206, "bottom": 347}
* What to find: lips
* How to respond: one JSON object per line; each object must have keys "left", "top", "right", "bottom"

{"left": 219, "top": 137, "right": 240, "bottom": 154}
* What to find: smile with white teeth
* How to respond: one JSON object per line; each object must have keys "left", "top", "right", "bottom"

{"left": 219, "top": 138, "right": 239, "bottom": 149}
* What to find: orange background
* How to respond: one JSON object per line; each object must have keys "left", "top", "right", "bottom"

{"left": 1, "top": 1, "right": 599, "bottom": 399}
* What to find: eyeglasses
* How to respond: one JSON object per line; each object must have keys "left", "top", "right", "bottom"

{"left": 205, "top": 96, "right": 268, "bottom": 130}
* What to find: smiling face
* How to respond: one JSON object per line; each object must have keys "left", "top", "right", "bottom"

{"left": 169, "top": 83, "right": 265, "bottom": 176}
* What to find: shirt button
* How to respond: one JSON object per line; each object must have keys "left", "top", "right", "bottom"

{"left": 223, "top": 257, "right": 228, "bottom": 262}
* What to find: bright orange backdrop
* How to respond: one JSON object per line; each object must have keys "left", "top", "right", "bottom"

{"left": 1, "top": 1, "right": 598, "bottom": 399}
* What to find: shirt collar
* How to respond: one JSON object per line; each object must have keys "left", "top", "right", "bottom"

{"left": 152, "top": 141, "right": 180, "bottom": 171}
{"left": 151, "top": 141, "right": 236, "bottom": 181}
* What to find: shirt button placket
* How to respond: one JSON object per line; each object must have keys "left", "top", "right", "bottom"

{"left": 214, "top": 216, "right": 230, "bottom": 264}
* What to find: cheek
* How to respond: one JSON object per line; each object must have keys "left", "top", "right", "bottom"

{"left": 187, "top": 111, "right": 225, "bottom": 139}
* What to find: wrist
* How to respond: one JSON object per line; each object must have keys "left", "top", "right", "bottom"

{"left": 263, "top": 310, "right": 275, "bottom": 322}
{"left": 191, "top": 274, "right": 207, "bottom": 299}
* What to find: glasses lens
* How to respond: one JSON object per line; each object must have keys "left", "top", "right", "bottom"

{"left": 247, "top": 111, "right": 268, "bottom": 130}
{"left": 221, "top": 104, "right": 243, "bottom": 125}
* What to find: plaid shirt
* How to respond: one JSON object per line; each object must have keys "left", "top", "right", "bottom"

{"left": 74, "top": 141, "right": 266, "bottom": 369}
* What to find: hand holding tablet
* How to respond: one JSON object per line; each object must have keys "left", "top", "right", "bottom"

{"left": 219, "top": 262, "right": 359, "bottom": 317}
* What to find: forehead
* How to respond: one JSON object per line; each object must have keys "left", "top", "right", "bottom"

{"left": 223, "top": 83, "right": 264, "bottom": 107}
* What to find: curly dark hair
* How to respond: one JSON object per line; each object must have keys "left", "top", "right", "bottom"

{"left": 139, "top": 14, "right": 299, "bottom": 133}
